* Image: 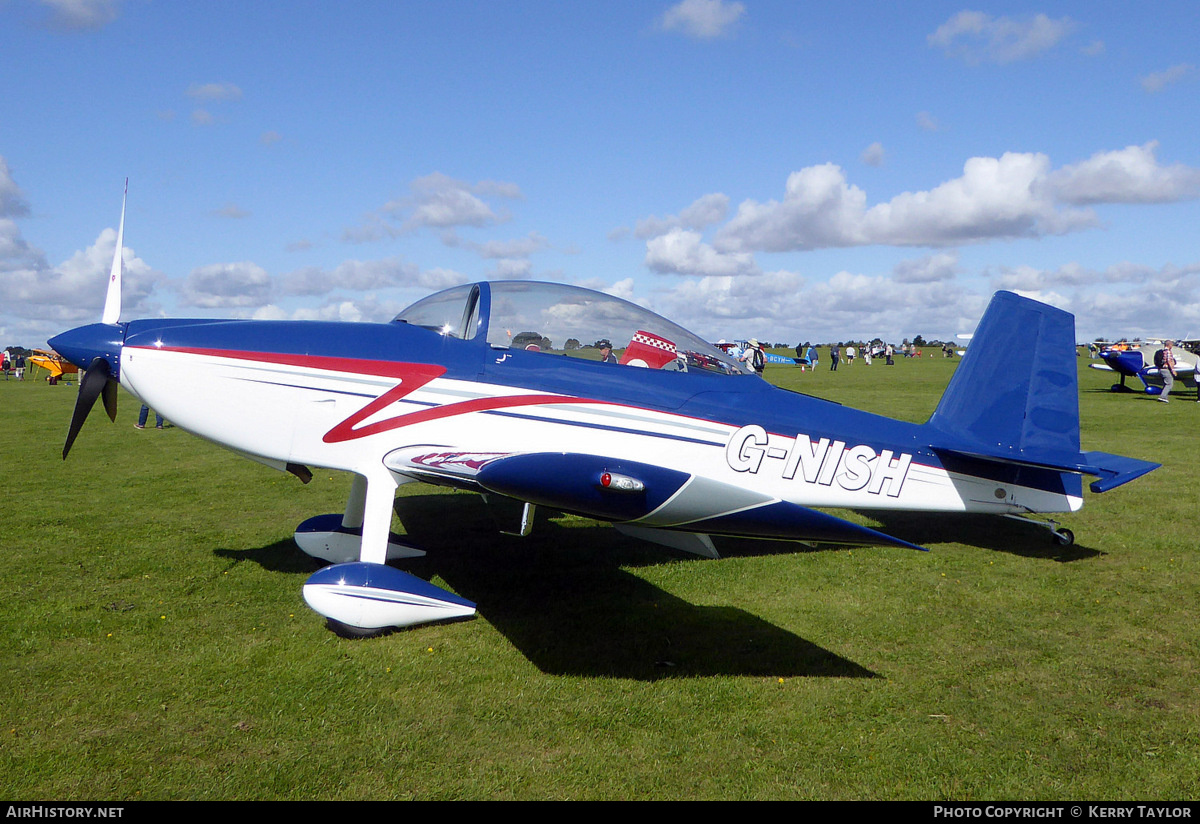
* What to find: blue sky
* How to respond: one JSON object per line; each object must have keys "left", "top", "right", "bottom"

{"left": 2, "top": 0, "right": 1198, "bottom": 349}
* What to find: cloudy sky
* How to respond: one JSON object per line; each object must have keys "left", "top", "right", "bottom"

{"left": 2, "top": 0, "right": 1198, "bottom": 348}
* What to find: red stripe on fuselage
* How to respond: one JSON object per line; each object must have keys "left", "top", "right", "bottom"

{"left": 136, "top": 345, "right": 599, "bottom": 443}
{"left": 134, "top": 346, "right": 430, "bottom": 381}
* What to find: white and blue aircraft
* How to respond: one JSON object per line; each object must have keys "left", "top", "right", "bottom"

{"left": 51, "top": 187, "right": 1159, "bottom": 636}
{"left": 1088, "top": 341, "right": 1198, "bottom": 396}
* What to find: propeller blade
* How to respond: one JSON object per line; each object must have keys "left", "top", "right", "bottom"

{"left": 101, "top": 375, "right": 118, "bottom": 422}
{"left": 63, "top": 357, "right": 112, "bottom": 460}
{"left": 101, "top": 179, "right": 127, "bottom": 325}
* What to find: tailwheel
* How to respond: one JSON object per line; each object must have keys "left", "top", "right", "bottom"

{"left": 1052, "top": 528, "right": 1075, "bottom": 547}
{"left": 1002, "top": 513, "right": 1076, "bottom": 547}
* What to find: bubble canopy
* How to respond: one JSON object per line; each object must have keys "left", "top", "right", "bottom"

{"left": 394, "top": 281, "right": 752, "bottom": 376}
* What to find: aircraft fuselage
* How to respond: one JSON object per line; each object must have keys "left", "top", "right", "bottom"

{"left": 116, "top": 316, "right": 1083, "bottom": 530}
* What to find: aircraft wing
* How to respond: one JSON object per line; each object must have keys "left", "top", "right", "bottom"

{"left": 386, "top": 448, "right": 925, "bottom": 550}
{"left": 1145, "top": 364, "right": 1197, "bottom": 376}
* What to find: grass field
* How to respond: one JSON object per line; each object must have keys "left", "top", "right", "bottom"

{"left": 1, "top": 353, "right": 1197, "bottom": 800}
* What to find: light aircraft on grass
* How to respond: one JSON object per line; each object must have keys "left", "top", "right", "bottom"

{"left": 51, "top": 186, "right": 1160, "bottom": 636}
{"left": 714, "top": 341, "right": 805, "bottom": 367}
{"left": 28, "top": 350, "right": 79, "bottom": 381}
{"left": 764, "top": 352, "right": 801, "bottom": 366}
{"left": 1088, "top": 341, "right": 1198, "bottom": 395}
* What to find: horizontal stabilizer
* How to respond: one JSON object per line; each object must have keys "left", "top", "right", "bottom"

{"left": 931, "top": 446, "right": 1160, "bottom": 495}
{"left": 1079, "top": 451, "right": 1161, "bottom": 494}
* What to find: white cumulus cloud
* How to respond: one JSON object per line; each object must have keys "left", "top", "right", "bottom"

{"left": 345, "top": 173, "right": 524, "bottom": 242}
{"left": 658, "top": 0, "right": 745, "bottom": 40}
{"left": 861, "top": 142, "right": 885, "bottom": 167}
{"left": 636, "top": 192, "right": 730, "bottom": 239}
{"left": 928, "top": 11, "right": 1075, "bottom": 64}
{"left": 187, "top": 82, "right": 243, "bottom": 101}
{"left": 1141, "top": 64, "right": 1195, "bottom": 93}
{"left": 0, "top": 158, "right": 30, "bottom": 218}
{"left": 1049, "top": 142, "right": 1200, "bottom": 204}
{"left": 645, "top": 228, "right": 759, "bottom": 277}
{"left": 35, "top": 0, "right": 119, "bottom": 31}
{"left": 697, "top": 145, "right": 1200, "bottom": 256}
{"left": 893, "top": 252, "right": 959, "bottom": 284}
{"left": 181, "top": 262, "right": 272, "bottom": 308}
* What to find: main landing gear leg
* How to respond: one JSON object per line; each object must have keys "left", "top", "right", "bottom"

{"left": 342, "top": 473, "right": 367, "bottom": 531}
{"left": 301, "top": 469, "right": 477, "bottom": 635}
{"left": 357, "top": 470, "right": 399, "bottom": 565}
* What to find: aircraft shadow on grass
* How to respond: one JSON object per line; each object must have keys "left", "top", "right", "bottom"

{"left": 217, "top": 491, "right": 878, "bottom": 681}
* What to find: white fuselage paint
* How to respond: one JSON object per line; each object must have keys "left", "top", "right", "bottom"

{"left": 120, "top": 346, "right": 1083, "bottom": 520}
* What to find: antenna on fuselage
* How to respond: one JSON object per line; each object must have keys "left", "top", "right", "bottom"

{"left": 100, "top": 178, "right": 127, "bottom": 325}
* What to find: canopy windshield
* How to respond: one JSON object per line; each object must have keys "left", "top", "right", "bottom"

{"left": 395, "top": 281, "right": 752, "bottom": 376}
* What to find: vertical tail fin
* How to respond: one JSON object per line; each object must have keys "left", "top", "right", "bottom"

{"left": 925, "top": 291, "right": 1158, "bottom": 493}
{"left": 927, "top": 291, "right": 1080, "bottom": 461}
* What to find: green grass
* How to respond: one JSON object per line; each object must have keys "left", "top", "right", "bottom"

{"left": 1, "top": 355, "right": 1197, "bottom": 800}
